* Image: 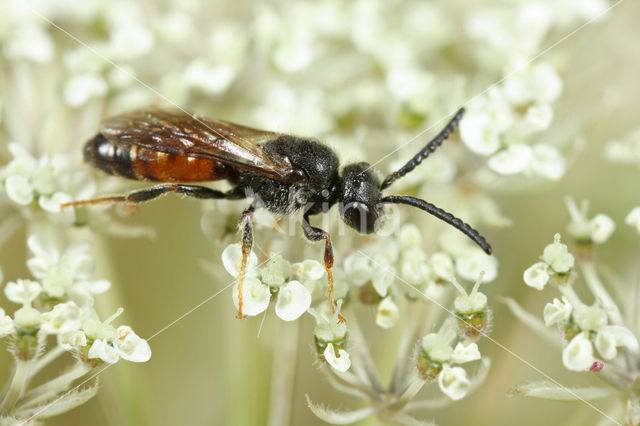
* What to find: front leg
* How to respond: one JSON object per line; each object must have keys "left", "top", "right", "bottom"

{"left": 302, "top": 214, "right": 345, "bottom": 323}
{"left": 235, "top": 204, "right": 256, "bottom": 319}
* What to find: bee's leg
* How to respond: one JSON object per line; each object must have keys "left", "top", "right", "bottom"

{"left": 302, "top": 214, "right": 345, "bottom": 323}
{"left": 60, "top": 184, "right": 238, "bottom": 209}
{"left": 235, "top": 205, "right": 255, "bottom": 319}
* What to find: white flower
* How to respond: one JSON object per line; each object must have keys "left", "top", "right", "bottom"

{"left": 232, "top": 277, "right": 270, "bottom": 317}
{"left": 455, "top": 249, "right": 498, "bottom": 283}
{"left": 275, "top": 280, "right": 311, "bottom": 321}
{"left": 63, "top": 74, "right": 108, "bottom": 107}
{"left": 26, "top": 236, "right": 95, "bottom": 298}
{"left": 3, "top": 23, "right": 54, "bottom": 63}
{"left": 115, "top": 326, "right": 152, "bottom": 362}
{"left": 503, "top": 63, "right": 562, "bottom": 106}
{"left": 563, "top": 332, "right": 595, "bottom": 371}
{"left": 529, "top": 144, "right": 566, "bottom": 180}
{"left": 626, "top": 207, "right": 640, "bottom": 233}
{"left": 594, "top": 326, "right": 639, "bottom": 360}
{"left": 421, "top": 333, "right": 453, "bottom": 363}
{"left": 4, "top": 279, "right": 42, "bottom": 304}
{"left": 106, "top": 23, "right": 154, "bottom": 60}
{"left": 372, "top": 267, "right": 395, "bottom": 298}
{"left": 588, "top": 214, "right": 615, "bottom": 244}
{"left": 273, "top": 39, "right": 313, "bottom": 72}
{"left": 183, "top": 59, "right": 236, "bottom": 95}
{"left": 292, "top": 260, "right": 325, "bottom": 281}
{"left": 310, "top": 302, "right": 347, "bottom": 343}
{"left": 59, "top": 330, "right": 87, "bottom": 348}
{"left": 524, "top": 104, "right": 554, "bottom": 131}
{"left": 324, "top": 343, "right": 351, "bottom": 372}
{"left": 543, "top": 297, "right": 572, "bottom": 326}
{"left": 397, "top": 223, "right": 423, "bottom": 249}
{"left": 221, "top": 243, "right": 259, "bottom": 278}
{"left": 400, "top": 250, "right": 430, "bottom": 285}
{"left": 451, "top": 274, "right": 488, "bottom": 314}
{"left": 0, "top": 308, "right": 14, "bottom": 337}
{"left": 39, "top": 192, "right": 74, "bottom": 214}
{"left": 451, "top": 342, "right": 482, "bottom": 364}
{"left": 523, "top": 262, "right": 550, "bottom": 290}
{"left": 13, "top": 306, "right": 41, "bottom": 329}
{"left": 375, "top": 297, "right": 399, "bottom": 329}
{"left": 88, "top": 339, "right": 120, "bottom": 364}
{"left": 459, "top": 110, "right": 501, "bottom": 156}
{"left": 429, "top": 252, "right": 454, "bottom": 281}
{"left": 542, "top": 234, "right": 574, "bottom": 274}
{"left": 344, "top": 251, "right": 373, "bottom": 286}
{"left": 4, "top": 174, "right": 34, "bottom": 205}
{"left": 488, "top": 144, "right": 533, "bottom": 175}
{"left": 572, "top": 304, "right": 608, "bottom": 331}
{"left": 40, "top": 301, "right": 82, "bottom": 335}
{"left": 260, "top": 255, "right": 291, "bottom": 287}
{"left": 438, "top": 364, "right": 471, "bottom": 400}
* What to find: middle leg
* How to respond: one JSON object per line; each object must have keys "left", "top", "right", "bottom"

{"left": 302, "top": 214, "right": 345, "bottom": 323}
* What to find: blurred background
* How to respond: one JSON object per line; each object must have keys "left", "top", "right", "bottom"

{"left": 1, "top": 0, "right": 639, "bottom": 425}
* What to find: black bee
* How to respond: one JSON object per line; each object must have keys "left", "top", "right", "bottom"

{"left": 63, "top": 107, "right": 491, "bottom": 320}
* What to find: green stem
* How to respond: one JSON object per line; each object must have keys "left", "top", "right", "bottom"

{"left": 0, "top": 359, "right": 32, "bottom": 413}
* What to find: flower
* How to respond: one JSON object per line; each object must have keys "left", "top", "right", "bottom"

{"left": 524, "top": 262, "right": 551, "bottom": 290}
{"left": 625, "top": 207, "right": 640, "bottom": 233}
{"left": 566, "top": 197, "right": 615, "bottom": 244}
{"left": 323, "top": 343, "right": 351, "bottom": 372}
{"left": 542, "top": 234, "right": 574, "bottom": 274}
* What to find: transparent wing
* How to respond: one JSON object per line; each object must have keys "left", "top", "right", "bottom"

{"left": 99, "top": 107, "right": 294, "bottom": 179}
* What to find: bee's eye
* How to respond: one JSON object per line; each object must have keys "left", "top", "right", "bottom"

{"left": 341, "top": 202, "right": 378, "bottom": 234}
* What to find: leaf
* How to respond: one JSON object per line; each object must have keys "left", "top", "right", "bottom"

{"left": 509, "top": 381, "right": 614, "bottom": 401}
{"left": 306, "top": 394, "right": 374, "bottom": 425}
{"left": 15, "top": 380, "right": 99, "bottom": 419}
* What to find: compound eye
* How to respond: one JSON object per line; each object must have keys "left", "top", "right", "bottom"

{"left": 342, "top": 202, "right": 377, "bottom": 234}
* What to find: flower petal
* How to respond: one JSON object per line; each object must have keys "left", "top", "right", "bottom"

{"left": 232, "top": 277, "right": 270, "bottom": 316}
{"left": 275, "top": 280, "right": 311, "bottom": 321}
{"left": 562, "top": 332, "right": 594, "bottom": 371}
{"left": 438, "top": 364, "right": 471, "bottom": 400}
{"left": 324, "top": 343, "right": 351, "bottom": 372}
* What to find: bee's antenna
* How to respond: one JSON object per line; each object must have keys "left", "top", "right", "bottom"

{"left": 380, "top": 108, "right": 465, "bottom": 190}
{"left": 380, "top": 194, "right": 492, "bottom": 254}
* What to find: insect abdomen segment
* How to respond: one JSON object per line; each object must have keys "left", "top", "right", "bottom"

{"left": 84, "top": 134, "right": 226, "bottom": 182}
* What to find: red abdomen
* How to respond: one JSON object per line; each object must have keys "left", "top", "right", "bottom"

{"left": 84, "top": 134, "right": 228, "bottom": 182}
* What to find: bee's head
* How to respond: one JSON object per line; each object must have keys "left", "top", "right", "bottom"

{"left": 339, "top": 163, "right": 382, "bottom": 234}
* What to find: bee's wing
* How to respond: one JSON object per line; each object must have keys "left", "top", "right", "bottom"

{"left": 99, "top": 107, "right": 295, "bottom": 179}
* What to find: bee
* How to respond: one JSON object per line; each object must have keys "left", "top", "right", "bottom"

{"left": 62, "top": 107, "right": 491, "bottom": 321}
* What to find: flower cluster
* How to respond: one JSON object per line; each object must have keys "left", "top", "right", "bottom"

{"left": 0, "top": 235, "right": 150, "bottom": 423}
{"left": 508, "top": 198, "right": 640, "bottom": 424}
{"left": 0, "top": 0, "right": 621, "bottom": 424}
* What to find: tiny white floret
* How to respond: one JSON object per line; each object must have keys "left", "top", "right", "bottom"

{"left": 438, "top": 364, "right": 471, "bottom": 400}
{"left": 232, "top": 277, "right": 270, "bottom": 316}
{"left": 542, "top": 234, "right": 574, "bottom": 273}
{"left": 324, "top": 343, "right": 351, "bottom": 372}
{"left": 221, "top": 243, "right": 258, "bottom": 278}
{"left": 275, "top": 280, "right": 311, "bottom": 321}
{"left": 563, "top": 332, "right": 595, "bottom": 371}
{"left": 375, "top": 297, "right": 399, "bottom": 329}
{"left": 625, "top": 207, "right": 640, "bottom": 233}
{"left": 543, "top": 297, "right": 572, "bottom": 326}
{"left": 523, "top": 262, "right": 550, "bottom": 290}
{"left": 451, "top": 342, "right": 481, "bottom": 364}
